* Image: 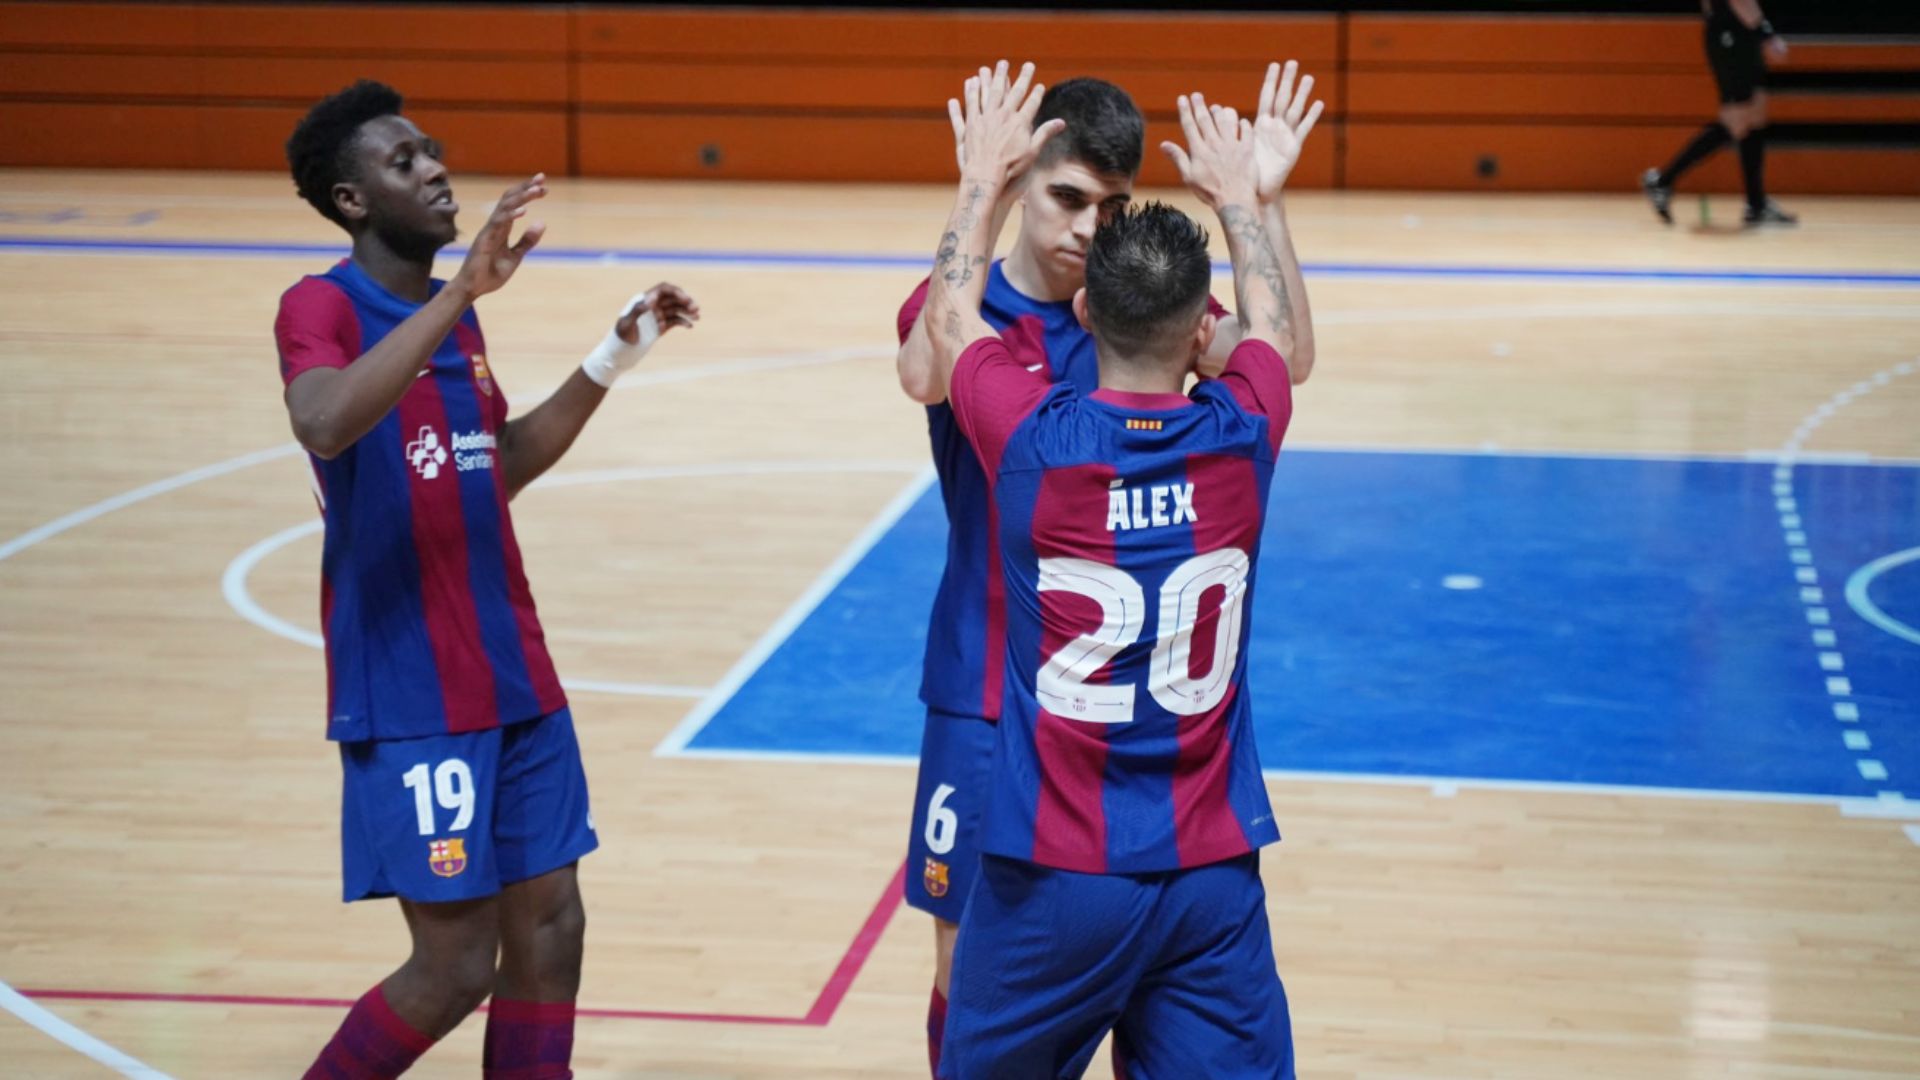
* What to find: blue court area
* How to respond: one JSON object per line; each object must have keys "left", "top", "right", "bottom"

{"left": 687, "top": 450, "right": 1919, "bottom": 800}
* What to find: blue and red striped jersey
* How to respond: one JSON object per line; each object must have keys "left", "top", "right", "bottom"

{"left": 897, "top": 262, "right": 1227, "bottom": 721}
{"left": 274, "top": 259, "right": 567, "bottom": 742}
{"left": 948, "top": 333, "right": 1292, "bottom": 874}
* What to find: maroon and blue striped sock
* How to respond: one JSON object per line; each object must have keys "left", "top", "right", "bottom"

{"left": 302, "top": 985, "right": 436, "bottom": 1080}
{"left": 483, "top": 998, "right": 576, "bottom": 1080}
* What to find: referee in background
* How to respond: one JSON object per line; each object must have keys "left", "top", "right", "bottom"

{"left": 1642, "top": 0, "right": 1797, "bottom": 227}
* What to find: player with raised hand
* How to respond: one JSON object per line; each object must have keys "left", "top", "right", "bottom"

{"left": 894, "top": 58, "right": 1321, "bottom": 1075}
{"left": 893, "top": 60, "right": 1149, "bottom": 1076}
{"left": 275, "top": 80, "right": 696, "bottom": 1079}
{"left": 923, "top": 63, "right": 1313, "bottom": 1078}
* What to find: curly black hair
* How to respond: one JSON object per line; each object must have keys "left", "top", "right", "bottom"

{"left": 1084, "top": 202, "right": 1213, "bottom": 357}
{"left": 286, "top": 80, "right": 404, "bottom": 228}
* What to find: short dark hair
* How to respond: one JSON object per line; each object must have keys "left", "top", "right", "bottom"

{"left": 1035, "top": 78, "right": 1144, "bottom": 177}
{"left": 1084, "top": 202, "right": 1213, "bottom": 357}
{"left": 287, "top": 80, "right": 404, "bottom": 228}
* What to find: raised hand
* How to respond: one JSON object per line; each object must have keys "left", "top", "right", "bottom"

{"left": 1252, "top": 61, "right": 1325, "bottom": 203}
{"left": 454, "top": 174, "right": 547, "bottom": 299}
{"left": 951, "top": 60, "right": 1065, "bottom": 190}
{"left": 616, "top": 283, "right": 700, "bottom": 343}
{"left": 1161, "top": 93, "right": 1260, "bottom": 211}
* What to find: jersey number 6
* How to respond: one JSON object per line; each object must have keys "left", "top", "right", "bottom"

{"left": 1036, "top": 547, "right": 1250, "bottom": 725}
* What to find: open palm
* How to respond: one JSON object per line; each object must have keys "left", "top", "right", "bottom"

{"left": 1252, "top": 61, "right": 1324, "bottom": 202}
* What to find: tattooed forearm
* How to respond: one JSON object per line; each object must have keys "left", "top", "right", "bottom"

{"left": 952, "top": 183, "right": 986, "bottom": 232}
{"left": 1218, "top": 204, "right": 1292, "bottom": 338}
{"left": 926, "top": 178, "right": 1002, "bottom": 362}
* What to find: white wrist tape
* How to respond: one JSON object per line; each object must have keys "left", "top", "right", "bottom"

{"left": 580, "top": 295, "right": 661, "bottom": 388}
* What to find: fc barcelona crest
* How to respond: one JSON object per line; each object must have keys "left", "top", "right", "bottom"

{"left": 923, "top": 857, "right": 950, "bottom": 898}
{"left": 470, "top": 353, "right": 494, "bottom": 396}
{"left": 429, "top": 838, "right": 468, "bottom": 878}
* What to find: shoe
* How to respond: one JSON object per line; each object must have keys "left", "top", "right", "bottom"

{"left": 1640, "top": 168, "right": 1673, "bottom": 224}
{"left": 1744, "top": 199, "right": 1798, "bottom": 227}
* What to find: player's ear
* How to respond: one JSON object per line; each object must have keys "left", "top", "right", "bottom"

{"left": 1071, "top": 288, "right": 1092, "bottom": 332}
{"left": 1194, "top": 311, "right": 1218, "bottom": 365}
{"left": 331, "top": 181, "right": 368, "bottom": 225}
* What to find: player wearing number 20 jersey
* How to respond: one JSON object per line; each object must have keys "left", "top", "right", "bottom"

{"left": 919, "top": 55, "right": 1320, "bottom": 1072}
{"left": 951, "top": 334, "right": 1289, "bottom": 874}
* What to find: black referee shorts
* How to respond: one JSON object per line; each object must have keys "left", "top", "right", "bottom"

{"left": 1706, "top": 22, "right": 1766, "bottom": 105}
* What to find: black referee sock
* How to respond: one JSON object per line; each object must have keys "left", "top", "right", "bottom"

{"left": 1739, "top": 129, "right": 1768, "bottom": 211}
{"left": 1658, "top": 122, "right": 1733, "bottom": 187}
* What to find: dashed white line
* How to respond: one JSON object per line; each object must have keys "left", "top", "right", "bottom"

{"left": 1775, "top": 357, "right": 1916, "bottom": 810}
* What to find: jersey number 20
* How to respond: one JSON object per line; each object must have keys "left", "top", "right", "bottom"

{"left": 1036, "top": 547, "right": 1249, "bottom": 725}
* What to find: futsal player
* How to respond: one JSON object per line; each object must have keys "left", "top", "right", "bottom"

{"left": 1641, "top": 0, "right": 1796, "bottom": 226}
{"left": 274, "top": 80, "right": 697, "bottom": 1078}
{"left": 893, "top": 61, "right": 1317, "bottom": 1075}
{"left": 923, "top": 62, "right": 1319, "bottom": 1078}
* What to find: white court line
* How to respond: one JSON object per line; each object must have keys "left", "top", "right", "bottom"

{"left": 1773, "top": 356, "right": 1917, "bottom": 805}
{"left": 0, "top": 348, "right": 895, "bottom": 572}
{"left": 653, "top": 465, "right": 937, "bottom": 756}
{"left": 1845, "top": 546, "right": 1920, "bottom": 647}
{"left": 0, "top": 980, "right": 176, "bottom": 1079}
{"left": 221, "top": 460, "right": 925, "bottom": 700}
{"left": 668, "top": 745, "right": 1915, "bottom": 809}
{"left": 0, "top": 443, "right": 301, "bottom": 565}
{"left": 222, "top": 519, "right": 324, "bottom": 648}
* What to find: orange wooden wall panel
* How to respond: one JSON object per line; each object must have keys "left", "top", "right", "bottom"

{"left": 1345, "top": 122, "right": 1726, "bottom": 192}
{"left": 197, "top": 4, "right": 565, "bottom": 57}
{"left": 575, "top": 62, "right": 961, "bottom": 112}
{"left": 574, "top": 112, "right": 1333, "bottom": 189}
{"left": 1774, "top": 41, "right": 1920, "bottom": 72}
{"left": 1766, "top": 147, "right": 1920, "bottom": 196}
{"left": 0, "top": 53, "right": 568, "bottom": 105}
{"left": 1347, "top": 70, "right": 1717, "bottom": 121}
{"left": 1348, "top": 15, "right": 1701, "bottom": 68}
{"left": 1345, "top": 121, "right": 1920, "bottom": 196}
{"left": 574, "top": 8, "right": 1338, "bottom": 65}
{"left": 0, "top": 3, "right": 1904, "bottom": 194}
{"left": 0, "top": 100, "right": 563, "bottom": 173}
{"left": 1769, "top": 94, "right": 1920, "bottom": 123}
{"left": 0, "top": 2, "right": 204, "bottom": 49}
{"left": 0, "top": 1, "right": 564, "bottom": 56}
{"left": 577, "top": 113, "right": 955, "bottom": 183}
{"left": 576, "top": 60, "right": 1337, "bottom": 117}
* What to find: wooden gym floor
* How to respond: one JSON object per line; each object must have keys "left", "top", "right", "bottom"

{"left": 1, "top": 170, "right": 1917, "bottom": 1077}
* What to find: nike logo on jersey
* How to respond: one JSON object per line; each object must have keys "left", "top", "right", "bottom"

{"left": 1025, "top": 363, "right": 1044, "bottom": 372}
{"left": 1105, "top": 481, "right": 1197, "bottom": 532}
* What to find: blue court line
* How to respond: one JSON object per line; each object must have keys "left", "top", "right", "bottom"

{"left": 3, "top": 235, "right": 1918, "bottom": 287}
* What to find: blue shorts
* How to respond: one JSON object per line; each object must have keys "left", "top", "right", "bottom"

{"left": 905, "top": 707, "right": 996, "bottom": 921}
{"left": 339, "top": 708, "right": 598, "bottom": 903}
{"left": 942, "top": 853, "right": 1292, "bottom": 1080}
